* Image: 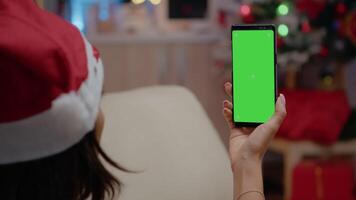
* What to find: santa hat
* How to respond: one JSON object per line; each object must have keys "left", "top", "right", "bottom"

{"left": 0, "top": 0, "right": 103, "bottom": 164}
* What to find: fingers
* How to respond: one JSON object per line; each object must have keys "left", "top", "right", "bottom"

{"left": 223, "top": 100, "right": 233, "bottom": 110}
{"left": 224, "top": 82, "right": 232, "bottom": 98}
{"left": 223, "top": 100, "right": 233, "bottom": 129}
{"left": 223, "top": 82, "right": 233, "bottom": 129}
{"left": 223, "top": 107, "right": 234, "bottom": 129}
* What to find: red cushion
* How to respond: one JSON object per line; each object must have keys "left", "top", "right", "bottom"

{"left": 277, "top": 90, "right": 351, "bottom": 145}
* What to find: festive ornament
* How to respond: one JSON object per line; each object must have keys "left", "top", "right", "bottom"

{"left": 301, "top": 20, "right": 311, "bottom": 33}
{"left": 335, "top": 2, "right": 347, "bottom": 16}
{"left": 277, "top": 36, "right": 285, "bottom": 48}
{"left": 345, "top": 11, "right": 356, "bottom": 44}
{"left": 218, "top": 10, "right": 227, "bottom": 28}
{"left": 296, "top": 0, "right": 326, "bottom": 19}
{"left": 322, "top": 75, "right": 334, "bottom": 87}
{"left": 242, "top": 15, "right": 255, "bottom": 23}
{"left": 319, "top": 45, "right": 329, "bottom": 57}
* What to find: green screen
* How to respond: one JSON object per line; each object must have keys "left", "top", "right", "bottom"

{"left": 232, "top": 29, "right": 275, "bottom": 123}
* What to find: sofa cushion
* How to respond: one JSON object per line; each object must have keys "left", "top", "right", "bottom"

{"left": 100, "top": 86, "right": 232, "bottom": 200}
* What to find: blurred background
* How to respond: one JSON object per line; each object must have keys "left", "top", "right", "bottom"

{"left": 37, "top": 0, "right": 355, "bottom": 199}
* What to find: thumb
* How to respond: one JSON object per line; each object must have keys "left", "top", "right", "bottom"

{"left": 267, "top": 94, "right": 287, "bottom": 132}
{"left": 248, "top": 94, "right": 287, "bottom": 153}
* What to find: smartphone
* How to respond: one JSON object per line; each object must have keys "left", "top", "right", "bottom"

{"left": 231, "top": 24, "right": 277, "bottom": 127}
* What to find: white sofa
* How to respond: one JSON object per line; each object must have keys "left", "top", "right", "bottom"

{"left": 100, "top": 86, "right": 233, "bottom": 200}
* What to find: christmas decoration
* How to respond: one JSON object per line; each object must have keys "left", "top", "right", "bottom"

{"left": 278, "top": 24, "right": 289, "bottom": 37}
{"left": 345, "top": 11, "right": 356, "bottom": 44}
{"left": 230, "top": 0, "right": 355, "bottom": 89}
{"left": 292, "top": 160, "right": 354, "bottom": 200}
{"left": 296, "top": 0, "right": 327, "bottom": 20}
{"left": 277, "top": 3, "right": 289, "bottom": 16}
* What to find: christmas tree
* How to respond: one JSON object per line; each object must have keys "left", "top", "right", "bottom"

{"left": 233, "top": 0, "right": 356, "bottom": 89}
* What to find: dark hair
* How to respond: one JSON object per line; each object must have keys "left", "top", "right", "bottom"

{"left": 0, "top": 130, "right": 127, "bottom": 200}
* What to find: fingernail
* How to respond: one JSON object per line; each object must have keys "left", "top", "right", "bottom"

{"left": 280, "top": 94, "right": 286, "bottom": 105}
{"left": 223, "top": 108, "right": 228, "bottom": 113}
{"left": 223, "top": 101, "right": 227, "bottom": 107}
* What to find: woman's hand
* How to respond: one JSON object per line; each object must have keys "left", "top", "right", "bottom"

{"left": 223, "top": 82, "right": 286, "bottom": 200}
{"left": 223, "top": 82, "right": 286, "bottom": 171}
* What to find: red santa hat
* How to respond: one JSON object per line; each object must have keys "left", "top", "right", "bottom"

{"left": 0, "top": 0, "right": 103, "bottom": 164}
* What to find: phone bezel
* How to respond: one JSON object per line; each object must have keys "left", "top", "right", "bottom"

{"left": 231, "top": 24, "right": 277, "bottom": 127}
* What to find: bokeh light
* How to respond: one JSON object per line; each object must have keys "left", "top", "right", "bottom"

{"left": 277, "top": 3, "right": 289, "bottom": 16}
{"left": 240, "top": 4, "right": 251, "bottom": 16}
{"left": 132, "top": 0, "right": 145, "bottom": 5}
{"left": 278, "top": 24, "right": 289, "bottom": 37}
{"left": 149, "top": 0, "right": 161, "bottom": 5}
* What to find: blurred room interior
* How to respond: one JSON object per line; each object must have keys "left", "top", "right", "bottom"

{"left": 37, "top": 0, "right": 356, "bottom": 199}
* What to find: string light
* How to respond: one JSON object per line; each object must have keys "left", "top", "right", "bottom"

{"left": 149, "top": 0, "right": 161, "bottom": 5}
{"left": 132, "top": 0, "right": 145, "bottom": 5}
{"left": 240, "top": 4, "right": 251, "bottom": 17}
{"left": 323, "top": 76, "right": 333, "bottom": 87}
{"left": 278, "top": 24, "right": 289, "bottom": 37}
{"left": 277, "top": 3, "right": 289, "bottom": 16}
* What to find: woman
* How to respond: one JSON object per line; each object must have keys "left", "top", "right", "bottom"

{"left": 0, "top": 0, "right": 286, "bottom": 200}
{"left": 0, "top": 0, "right": 126, "bottom": 199}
